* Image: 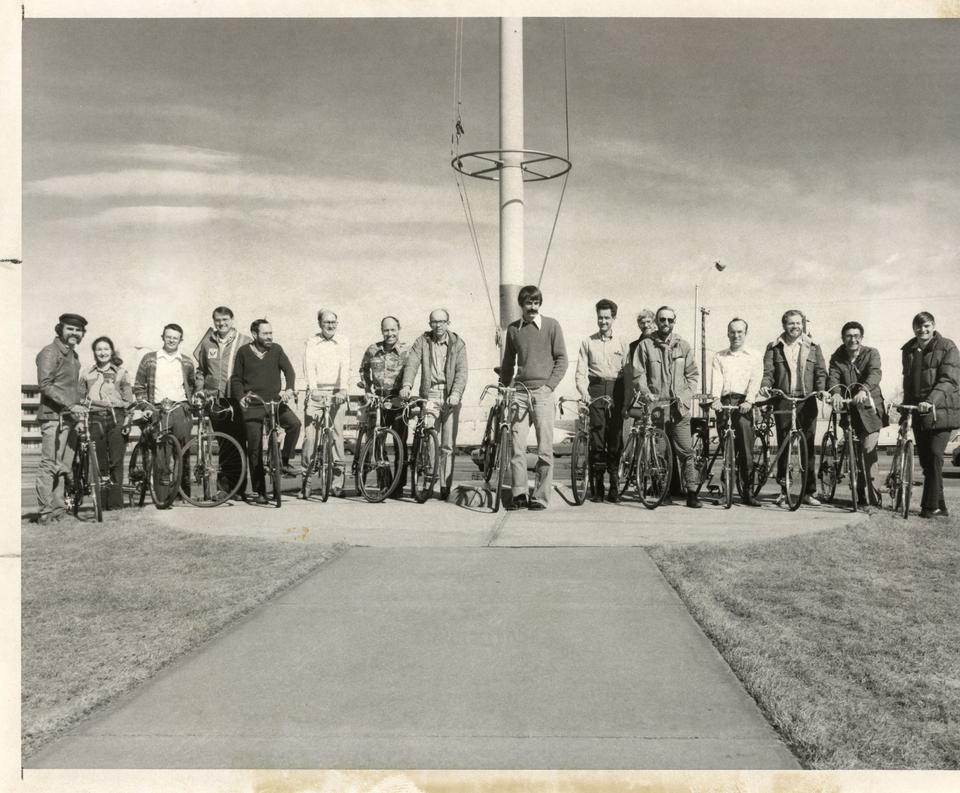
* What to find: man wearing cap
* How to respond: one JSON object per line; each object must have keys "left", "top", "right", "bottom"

{"left": 35, "top": 313, "right": 87, "bottom": 524}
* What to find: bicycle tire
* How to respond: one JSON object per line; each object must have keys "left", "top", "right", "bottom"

{"left": 267, "top": 433, "right": 283, "bottom": 508}
{"left": 900, "top": 440, "right": 914, "bottom": 519}
{"left": 854, "top": 437, "right": 880, "bottom": 508}
{"left": 722, "top": 433, "right": 734, "bottom": 510}
{"left": 690, "top": 429, "right": 708, "bottom": 492}
{"left": 494, "top": 424, "right": 510, "bottom": 512}
{"left": 351, "top": 426, "right": 367, "bottom": 484}
{"left": 88, "top": 443, "right": 103, "bottom": 522}
{"left": 301, "top": 424, "right": 328, "bottom": 502}
{"left": 783, "top": 431, "right": 807, "bottom": 512}
{"left": 480, "top": 407, "right": 498, "bottom": 484}
{"left": 846, "top": 431, "right": 859, "bottom": 512}
{"left": 411, "top": 429, "right": 441, "bottom": 503}
{"left": 179, "top": 432, "right": 245, "bottom": 507}
{"left": 637, "top": 428, "right": 672, "bottom": 509}
{"left": 320, "top": 435, "right": 334, "bottom": 502}
{"left": 818, "top": 431, "right": 838, "bottom": 503}
{"left": 358, "top": 428, "right": 404, "bottom": 503}
{"left": 570, "top": 431, "right": 589, "bottom": 506}
{"left": 150, "top": 434, "right": 182, "bottom": 510}
{"left": 70, "top": 445, "right": 86, "bottom": 516}
{"left": 617, "top": 433, "right": 637, "bottom": 498}
{"left": 127, "top": 440, "right": 151, "bottom": 508}
{"left": 749, "top": 434, "right": 770, "bottom": 499}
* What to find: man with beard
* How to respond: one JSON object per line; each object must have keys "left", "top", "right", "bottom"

{"left": 35, "top": 312, "right": 87, "bottom": 524}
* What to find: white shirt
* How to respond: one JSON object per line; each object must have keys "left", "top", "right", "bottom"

{"left": 154, "top": 348, "right": 186, "bottom": 403}
{"left": 303, "top": 333, "right": 350, "bottom": 393}
{"left": 782, "top": 336, "right": 803, "bottom": 395}
{"left": 711, "top": 346, "right": 762, "bottom": 403}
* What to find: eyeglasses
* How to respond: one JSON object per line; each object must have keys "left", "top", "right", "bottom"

{"left": 658, "top": 317, "right": 676, "bottom": 324}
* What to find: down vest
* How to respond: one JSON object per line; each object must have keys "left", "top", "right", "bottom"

{"left": 901, "top": 331, "right": 960, "bottom": 431}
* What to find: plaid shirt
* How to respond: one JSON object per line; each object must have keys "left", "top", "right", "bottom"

{"left": 133, "top": 350, "right": 197, "bottom": 404}
{"left": 359, "top": 340, "right": 410, "bottom": 396}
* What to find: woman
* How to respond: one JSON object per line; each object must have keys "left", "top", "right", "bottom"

{"left": 79, "top": 337, "right": 135, "bottom": 496}
{"left": 901, "top": 312, "right": 960, "bottom": 518}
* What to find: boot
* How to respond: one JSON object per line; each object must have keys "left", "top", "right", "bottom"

{"left": 606, "top": 475, "right": 621, "bottom": 503}
{"left": 590, "top": 472, "right": 604, "bottom": 502}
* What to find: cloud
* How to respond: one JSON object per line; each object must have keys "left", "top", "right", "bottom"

{"left": 111, "top": 144, "right": 242, "bottom": 170}
{"left": 82, "top": 205, "right": 243, "bottom": 226}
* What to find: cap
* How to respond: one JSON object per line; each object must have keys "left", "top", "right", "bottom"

{"left": 58, "top": 313, "right": 88, "bottom": 329}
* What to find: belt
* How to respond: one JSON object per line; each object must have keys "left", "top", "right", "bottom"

{"left": 588, "top": 375, "right": 622, "bottom": 385}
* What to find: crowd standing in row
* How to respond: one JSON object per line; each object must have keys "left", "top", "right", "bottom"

{"left": 33, "top": 288, "right": 960, "bottom": 523}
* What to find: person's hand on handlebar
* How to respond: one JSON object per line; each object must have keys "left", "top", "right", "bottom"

{"left": 399, "top": 386, "right": 411, "bottom": 401}
{"left": 831, "top": 393, "right": 844, "bottom": 412}
{"left": 919, "top": 401, "right": 934, "bottom": 414}
{"left": 282, "top": 389, "right": 296, "bottom": 404}
{"left": 852, "top": 390, "right": 868, "bottom": 405}
{"left": 332, "top": 391, "right": 346, "bottom": 406}
{"left": 240, "top": 392, "right": 252, "bottom": 409}
{"left": 710, "top": 398, "right": 722, "bottom": 411}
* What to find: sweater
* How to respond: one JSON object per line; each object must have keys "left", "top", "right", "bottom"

{"left": 499, "top": 316, "right": 568, "bottom": 391}
{"left": 230, "top": 343, "right": 296, "bottom": 406}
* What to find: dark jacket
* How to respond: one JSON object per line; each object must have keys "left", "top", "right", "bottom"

{"left": 36, "top": 337, "right": 81, "bottom": 421}
{"left": 761, "top": 334, "right": 827, "bottom": 397}
{"left": 826, "top": 344, "right": 887, "bottom": 434}
{"left": 133, "top": 350, "right": 197, "bottom": 404}
{"left": 402, "top": 331, "right": 468, "bottom": 401}
{"left": 901, "top": 331, "right": 960, "bottom": 431}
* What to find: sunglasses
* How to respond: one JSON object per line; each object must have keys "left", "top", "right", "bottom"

{"left": 658, "top": 317, "right": 676, "bottom": 324}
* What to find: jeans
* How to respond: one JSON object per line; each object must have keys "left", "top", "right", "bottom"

{"left": 89, "top": 410, "right": 126, "bottom": 485}
{"left": 914, "top": 426, "right": 949, "bottom": 512}
{"left": 510, "top": 386, "right": 556, "bottom": 505}
{"left": 36, "top": 418, "right": 76, "bottom": 517}
{"left": 245, "top": 404, "right": 301, "bottom": 496}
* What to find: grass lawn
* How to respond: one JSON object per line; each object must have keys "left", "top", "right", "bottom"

{"left": 21, "top": 510, "right": 347, "bottom": 760}
{"left": 647, "top": 496, "right": 960, "bottom": 769}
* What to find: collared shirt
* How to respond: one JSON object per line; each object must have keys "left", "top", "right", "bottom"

{"left": 154, "top": 349, "right": 187, "bottom": 402}
{"left": 782, "top": 335, "right": 803, "bottom": 395}
{"left": 360, "top": 340, "right": 409, "bottom": 396}
{"left": 575, "top": 331, "right": 628, "bottom": 396}
{"left": 303, "top": 333, "right": 351, "bottom": 393}
{"left": 711, "top": 346, "right": 762, "bottom": 403}
{"left": 81, "top": 362, "right": 134, "bottom": 408}
{"left": 429, "top": 334, "right": 449, "bottom": 388}
{"left": 521, "top": 314, "right": 543, "bottom": 330}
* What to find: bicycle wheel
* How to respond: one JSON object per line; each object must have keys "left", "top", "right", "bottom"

{"left": 179, "top": 432, "right": 245, "bottom": 507}
{"left": 87, "top": 443, "right": 103, "bottom": 522}
{"left": 899, "top": 440, "right": 914, "bottom": 519}
{"left": 70, "top": 445, "right": 86, "bottom": 516}
{"left": 357, "top": 428, "right": 404, "bottom": 503}
{"left": 617, "top": 433, "right": 637, "bottom": 498}
{"left": 783, "top": 431, "right": 807, "bottom": 512}
{"left": 493, "top": 425, "right": 510, "bottom": 512}
{"left": 637, "top": 428, "right": 672, "bottom": 509}
{"left": 570, "top": 431, "right": 589, "bottom": 505}
{"left": 722, "top": 434, "right": 735, "bottom": 509}
{"left": 846, "top": 432, "right": 859, "bottom": 512}
{"left": 817, "top": 431, "right": 838, "bottom": 502}
{"left": 690, "top": 429, "right": 708, "bottom": 493}
{"left": 480, "top": 408, "right": 498, "bottom": 483}
{"left": 301, "top": 425, "right": 328, "bottom": 502}
{"left": 351, "top": 426, "right": 367, "bottom": 484}
{"left": 411, "top": 429, "right": 441, "bottom": 503}
{"left": 150, "top": 435, "right": 182, "bottom": 509}
{"left": 127, "top": 440, "right": 151, "bottom": 508}
{"left": 267, "top": 433, "right": 283, "bottom": 508}
{"left": 749, "top": 435, "right": 770, "bottom": 499}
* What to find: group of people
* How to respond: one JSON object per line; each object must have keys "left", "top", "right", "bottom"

{"left": 33, "top": 287, "right": 959, "bottom": 524}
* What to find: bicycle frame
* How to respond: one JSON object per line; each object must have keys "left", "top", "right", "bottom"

{"left": 886, "top": 403, "right": 933, "bottom": 519}
{"left": 479, "top": 382, "right": 531, "bottom": 511}
{"left": 694, "top": 404, "right": 740, "bottom": 507}
{"left": 558, "top": 394, "right": 613, "bottom": 505}
{"left": 759, "top": 388, "right": 819, "bottom": 511}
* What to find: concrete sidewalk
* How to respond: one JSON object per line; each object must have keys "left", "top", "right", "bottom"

{"left": 27, "top": 547, "right": 799, "bottom": 769}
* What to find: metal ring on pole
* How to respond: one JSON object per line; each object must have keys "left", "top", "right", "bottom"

{"left": 451, "top": 149, "right": 572, "bottom": 182}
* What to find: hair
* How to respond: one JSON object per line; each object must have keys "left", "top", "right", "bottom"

{"left": 212, "top": 306, "right": 234, "bottom": 319}
{"left": 655, "top": 305, "right": 676, "bottom": 319}
{"left": 430, "top": 308, "right": 450, "bottom": 322}
{"left": 912, "top": 311, "right": 935, "bottom": 328}
{"left": 517, "top": 285, "right": 543, "bottom": 305}
{"left": 781, "top": 309, "right": 804, "bottom": 326}
{"left": 55, "top": 322, "right": 86, "bottom": 338}
{"left": 841, "top": 321, "right": 864, "bottom": 337}
{"left": 91, "top": 336, "right": 123, "bottom": 366}
{"left": 727, "top": 317, "right": 749, "bottom": 333}
{"left": 381, "top": 315, "right": 400, "bottom": 329}
{"left": 317, "top": 309, "right": 338, "bottom": 322}
{"left": 595, "top": 299, "right": 618, "bottom": 317}
{"left": 250, "top": 318, "right": 270, "bottom": 335}
{"left": 162, "top": 323, "right": 184, "bottom": 339}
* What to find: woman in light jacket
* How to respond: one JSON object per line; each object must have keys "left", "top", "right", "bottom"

{"left": 79, "top": 337, "right": 134, "bottom": 490}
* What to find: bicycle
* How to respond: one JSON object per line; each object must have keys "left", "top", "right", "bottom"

{"left": 885, "top": 403, "right": 931, "bottom": 519}
{"left": 403, "top": 397, "right": 450, "bottom": 503}
{"left": 356, "top": 389, "right": 405, "bottom": 503}
{"left": 739, "top": 401, "right": 775, "bottom": 501}
{"left": 243, "top": 393, "right": 295, "bottom": 508}
{"left": 126, "top": 399, "right": 185, "bottom": 510}
{"left": 301, "top": 393, "right": 339, "bottom": 502}
{"left": 817, "top": 385, "right": 880, "bottom": 512}
{"left": 178, "top": 393, "right": 246, "bottom": 507}
{"left": 65, "top": 403, "right": 103, "bottom": 522}
{"left": 557, "top": 394, "right": 613, "bottom": 505}
{"left": 693, "top": 404, "right": 742, "bottom": 509}
{"left": 617, "top": 397, "right": 674, "bottom": 509}
{"left": 478, "top": 382, "right": 532, "bottom": 512}
{"left": 752, "top": 389, "right": 819, "bottom": 511}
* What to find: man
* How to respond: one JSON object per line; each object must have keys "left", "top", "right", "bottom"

{"left": 759, "top": 309, "right": 828, "bottom": 507}
{"left": 195, "top": 306, "right": 251, "bottom": 498}
{"left": 710, "top": 317, "right": 764, "bottom": 507}
{"left": 631, "top": 306, "right": 702, "bottom": 508}
{"left": 900, "top": 311, "right": 959, "bottom": 519}
{"left": 499, "top": 285, "right": 568, "bottom": 510}
{"left": 575, "top": 298, "right": 628, "bottom": 502}
{"left": 35, "top": 312, "right": 87, "bottom": 524}
{"left": 231, "top": 319, "right": 300, "bottom": 504}
{"left": 133, "top": 323, "right": 197, "bottom": 501}
{"left": 359, "top": 316, "right": 409, "bottom": 498}
{"left": 301, "top": 309, "right": 350, "bottom": 495}
{"left": 400, "top": 308, "right": 469, "bottom": 501}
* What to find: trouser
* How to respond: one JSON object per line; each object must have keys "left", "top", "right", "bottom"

{"left": 424, "top": 386, "right": 460, "bottom": 492}
{"left": 511, "top": 385, "right": 556, "bottom": 505}
{"left": 665, "top": 411, "right": 699, "bottom": 492}
{"left": 36, "top": 418, "right": 76, "bottom": 518}
{"left": 774, "top": 397, "right": 818, "bottom": 494}
{"left": 720, "top": 394, "right": 755, "bottom": 498}
{"left": 210, "top": 398, "right": 247, "bottom": 496}
{"left": 244, "top": 404, "right": 301, "bottom": 495}
{"left": 89, "top": 410, "right": 126, "bottom": 486}
{"left": 914, "top": 426, "right": 949, "bottom": 512}
{"left": 159, "top": 404, "right": 193, "bottom": 496}
{"left": 300, "top": 392, "right": 346, "bottom": 488}
{"left": 588, "top": 377, "right": 624, "bottom": 479}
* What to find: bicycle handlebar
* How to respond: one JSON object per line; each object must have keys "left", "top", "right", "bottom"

{"left": 557, "top": 394, "right": 612, "bottom": 416}
{"left": 892, "top": 402, "right": 937, "bottom": 422}
{"left": 481, "top": 381, "right": 533, "bottom": 402}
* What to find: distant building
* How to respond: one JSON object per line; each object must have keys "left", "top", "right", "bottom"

{"left": 22, "top": 384, "right": 41, "bottom": 451}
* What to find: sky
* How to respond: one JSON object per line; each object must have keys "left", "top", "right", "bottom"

{"left": 20, "top": 16, "right": 960, "bottom": 404}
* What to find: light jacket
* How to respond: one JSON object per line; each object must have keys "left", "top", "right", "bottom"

{"left": 36, "top": 337, "right": 81, "bottom": 421}
{"left": 630, "top": 333, "right": 698, "bottom": 417}
{"left": 79, "top": 363, "right": 135, "bottom": 412}
{"left": 133, "top": 350, "right": 197, "bottom": 404}
{"left": 195, "top": 328, "right": 252, "bottom": 399}
{"left": 401, "top": 331, "right": 468, "bottom": 401}
{"left": 901, "top": 331, "right": 960, "bottom": 431}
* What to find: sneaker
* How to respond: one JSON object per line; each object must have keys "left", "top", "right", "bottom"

{"left": 919, "top": 508, "right": 947, "bottom": 519}
{"left": 802, "top": 494, "right": 822, "bottom": 507}
{"left": 507, "top": 494, "right": 528, "bottom": 511}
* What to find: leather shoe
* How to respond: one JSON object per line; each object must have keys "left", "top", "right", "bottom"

{"left": 439, "top": 487, "right": 449, "bottom": 502}
{"left": 686, "top": 493, "right": 702, "bottom": 509}
{"left": 742, "top": 497, "right": 762, "bottom": 508}
{"left": 252, "top": 493, "right": 270, "bottom": 505}
{"left": 802, "top": 494, "right": 822, "bottom": 507}
{"left": 919, "top": 508, "right": 947, "bottom": 519}
{"left": 528, "top": 500, "right": 546, "bottom": 511}
{"left": 606, "top": 485, "right": 621, "bottom": 504}
{"left": 507, "top": 494, "right": 528, "bottom": 511}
